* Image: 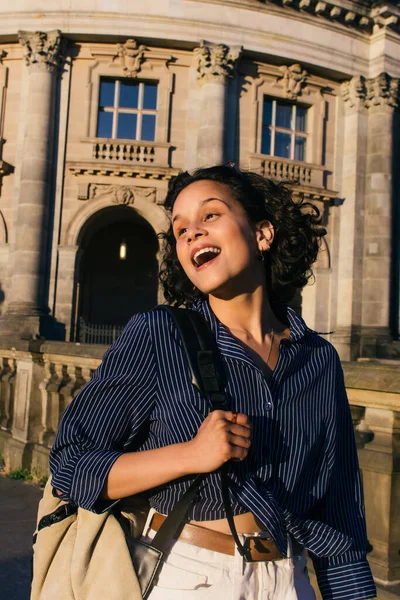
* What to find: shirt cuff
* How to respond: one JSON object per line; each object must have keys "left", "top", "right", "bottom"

{"left": 69, "top": 449, "right": 123, "bottom": 513}
{"left": 315, "top": 559, "right": 376, "bottom": 600}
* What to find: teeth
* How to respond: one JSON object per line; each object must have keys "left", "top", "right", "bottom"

{"left": 193, "top": 247, "right": 221, "bottom": 266}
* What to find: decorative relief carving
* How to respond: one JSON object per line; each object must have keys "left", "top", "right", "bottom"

{"left": 341, "top": 73, "right": 399, "bottom": 109}
{"left": 194, "top": 41, "right": 242, "bottom": 84}
{"left": 340, "top": 75, "right": 366, "bottom": 108}
{"left": 115, "top": 38, "right": 146, "bottom": 77}
{"left": 86, "top": 183, "right": 156, "bottom": 205}
{"left": 278, "top": 64, "right": 308, "bottom": 99}
{"left": 365, "top": 73, "right": 399, "bottom": 108}
{"left": 18, "top": 30, "right": 64, "bottom": 72}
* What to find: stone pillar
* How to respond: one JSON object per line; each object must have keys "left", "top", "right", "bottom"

{"left": 0, "top": 31, "right": 65, "bottom": 339}
{"left": 334, "top": 77, "right": 369, "bottom": 361}
{"left": 361, "top": 73, "right": 399, "bottom": 357}
{"left": 193, "top": 41, "right": 241, "bottom": 167}
{"left": 335, "top": 73, "right": 399, "bottom": 360}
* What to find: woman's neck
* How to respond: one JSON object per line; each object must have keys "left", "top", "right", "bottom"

{"left": 208, "top": 286, "right": 286, "bottom": 345}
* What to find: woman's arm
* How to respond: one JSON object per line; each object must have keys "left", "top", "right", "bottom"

{"left": 103, "top": 410, "right": 251, "bottom": 499}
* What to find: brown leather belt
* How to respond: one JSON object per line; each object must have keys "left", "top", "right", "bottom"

{"left": 150, "top": 513, "right": 300, "bottom": 562}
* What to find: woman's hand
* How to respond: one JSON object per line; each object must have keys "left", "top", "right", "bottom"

{"left": 186, "top": 411, "right": 251, "bottom": 474}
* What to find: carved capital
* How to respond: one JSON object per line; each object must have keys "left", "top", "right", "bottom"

{"left": 340, "top": 75, "right": 366, "bottom": 109}
{"left": 341, "top": 73, "right": 399, "bottom": 110}
{"left": 115, "top": 38, "right": 146, "bottom": 78}
{"left": 18, "top": 30, "right": 64, "bottom": 72}
{"left": 365, "top": 72, "right": 399, "bottom": 109}
{"left": 194, "top": 41, "right": 242, "bottom": 84}
{"left": 278, "top": 63, "right": 308, "bottom": 99}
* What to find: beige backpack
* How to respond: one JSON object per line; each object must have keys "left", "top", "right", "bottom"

{"left": 31, "top": 478, "right": 146, "bottom": 600}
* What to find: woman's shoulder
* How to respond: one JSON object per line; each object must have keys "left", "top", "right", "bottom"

{"left": 122, "top": 306, "right": 181, "bottom": 344}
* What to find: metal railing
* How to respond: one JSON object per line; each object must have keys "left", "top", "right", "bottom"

{"left": 79, "top": 319, "right": 124, "bottom": 345}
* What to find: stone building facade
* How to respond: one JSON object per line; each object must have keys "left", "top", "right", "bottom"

{"left": 0, "top": 0, "right": 399, "bottom": 594}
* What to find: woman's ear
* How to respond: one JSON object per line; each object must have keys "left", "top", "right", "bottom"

{"left": 256, "top": 220, "right": 274, "bottom": 252}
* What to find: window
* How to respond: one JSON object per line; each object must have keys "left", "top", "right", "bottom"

{"left": 97, "top": 78, "right": 158, "bottom": 141}
{"left": 261, "top": 97, "right": 307, "bottom": 161}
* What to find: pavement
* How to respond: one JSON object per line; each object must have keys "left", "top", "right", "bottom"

{"left": 0, "top": 475, "right": 42, "bottom": 600}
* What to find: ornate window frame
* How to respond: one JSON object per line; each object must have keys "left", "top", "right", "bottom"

{"left": 68, "top": 41, "right": 176, "bottom": 177}
{"left": 248, "top": 63, "right": 336, "bottom": 195}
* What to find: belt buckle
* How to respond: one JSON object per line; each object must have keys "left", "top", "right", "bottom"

{"left": 242, "top": 535, "right": 283, "bottom": 563}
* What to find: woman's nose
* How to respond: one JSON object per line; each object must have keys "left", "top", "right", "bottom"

{"left": 186, "top": 225, "right": 206, "bottom": 243}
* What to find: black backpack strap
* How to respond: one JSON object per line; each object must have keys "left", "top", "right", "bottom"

{"left": 152, "top": 305, "right": 251, "bottom": 560}
{"left": 155, "top": 305, "right": 226, "bottom": 411}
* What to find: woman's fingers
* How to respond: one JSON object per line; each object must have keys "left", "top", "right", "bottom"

{"left": 229, "top": 423, "right": 251, "bottom": 439}
{"left": 227, "top": 411, "right": 251, "bottom": 428}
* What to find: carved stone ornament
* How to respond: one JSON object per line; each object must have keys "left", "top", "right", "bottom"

{"left": 18, "top": 30, "right": 64, "bottom": 72}
{"left": 278, "top": 64, "right": 308, "bottom": 99}
{"left": 115, "top": 39, "right": 146, "bottom": 77}
{"left": 340, "top": 75, "right": 366, "bottom": 108}
{"left": 90, "top": 184, "right": 156, "bottom": 205}
{"left": 341, "top": 73, "right": 399, "bottom": 109}
{"left": 365, "top": 72, "right": 399, "bottom": 108}
{"left": 194, "top": 41, "right": 242, "bottom": 84}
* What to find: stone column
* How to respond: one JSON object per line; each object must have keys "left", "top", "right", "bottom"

{"left": 361, "top": 73, "right": 399, "bottom": 357}
{"left": 193, "top": 41, "right": 241, "bottom": 167}
{"left": 334, "top": 77, "right": 369, "bottom": 361}
{"left": 0, "top": 31, "right": 65, "bottom": 339}
{"left": 335, "top": 73, "right": 399, "bottom": 360}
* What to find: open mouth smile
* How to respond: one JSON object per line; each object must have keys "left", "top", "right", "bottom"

{"left": 192, "top": 246, "right": 221, "bottom": 269}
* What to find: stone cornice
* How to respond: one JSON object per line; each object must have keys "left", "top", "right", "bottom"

{"left": 67, "top": 161, "right": 180, "bottom": 182}
{"left": 18, "top": 30, "right": 65, "bottom": 72}
{"left": 341, "top": 71, "right": 400, "bottom": 108}
{"left": 190, "top": 0, "right": 400, "bottom": 36}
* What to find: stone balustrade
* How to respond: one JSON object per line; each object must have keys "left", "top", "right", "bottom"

{"left": 249, "top": 153, "right": 326, "bottom": 189}
{"left": 67, "top": 139, "right": 174, "bottom": 179}
{"left": 0, "top": 341, "right": 399, "bottom": 588}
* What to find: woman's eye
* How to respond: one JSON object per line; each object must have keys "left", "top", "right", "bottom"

{"left": 205, "top": 213, "right": 218, "bottom": 221}
{"left": 177, "top": 227, "right": 187, "bottom": 237}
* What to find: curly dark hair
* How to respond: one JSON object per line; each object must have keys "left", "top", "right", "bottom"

{"left": 159, "top": 165, "right": 326, "bottom": 308}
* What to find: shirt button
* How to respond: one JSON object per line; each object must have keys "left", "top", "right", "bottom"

{"left": 265, "top": 400, "right": 273, "bottom": 410}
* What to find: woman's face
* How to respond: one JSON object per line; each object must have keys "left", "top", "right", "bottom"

{"left": 172, "top": 180, "right": 268, "bottom": 298}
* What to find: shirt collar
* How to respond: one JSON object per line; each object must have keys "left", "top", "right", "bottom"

{"left": 192, "top": 298, "right": 309, "bottom": 363}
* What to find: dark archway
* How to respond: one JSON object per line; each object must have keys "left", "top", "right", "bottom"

{"left": 76, "top": 206, "right": 159, "bottom": 341}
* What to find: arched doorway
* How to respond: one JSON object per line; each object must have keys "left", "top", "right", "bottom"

{"left": 76, "top": 206, "right": 159, "bottom": 342}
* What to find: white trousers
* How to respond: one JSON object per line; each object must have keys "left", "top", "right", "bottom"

{"left": 142, "top": 514, "right": 316, "bottom": 600}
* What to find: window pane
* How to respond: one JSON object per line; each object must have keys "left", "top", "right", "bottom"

{"left": 99, "top": 80, "right": 115, "bottom": 108}
{"left": 275, "top": 131, "right": 291, "bottom": 159}
{"left": 296, "top": 106, "right": 307, "bottom": 132}
{"left": 262, "top": 98, "right": 273, "bottom": 127}
{"left": 275, "top": 103, "right": 292, "bottom": 129}
{"left": 143, "top": 83, "right": 158, "bottom": 110}
{"left": 261, "top": 127, "right": 271, "bottom": 155}
{"left": 141, "top": 114, "right": 156, "bottom": 141}
{"left": 119, "top": 81, "right": 139, "bottom": 109}
{"left": 117, "top": 113, "right": 137, "bottom": 139}
{"left": 295, "top": 136, "right": 306, "bottom": 161}
{"left": 97, "top": 109, "right": 113, "bottom": 138}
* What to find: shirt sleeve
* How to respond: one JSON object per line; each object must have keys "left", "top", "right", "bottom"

{"left": 309, "top": 351, "right": 376, "bottom": 600}
{"left": 49, "top": 312, "right": 157, "bottom": 513}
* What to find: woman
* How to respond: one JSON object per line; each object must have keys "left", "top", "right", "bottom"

{"left": 50, "top": 165, "right": 376, "bottom": 600}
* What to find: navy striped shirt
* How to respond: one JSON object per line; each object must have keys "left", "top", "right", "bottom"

{"left": 50, "top": 300, "right": 376, "bottom": 600}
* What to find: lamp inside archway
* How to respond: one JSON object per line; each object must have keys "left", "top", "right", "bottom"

{"left": 119, "top": 239, "right": 127, "bottom": 260}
